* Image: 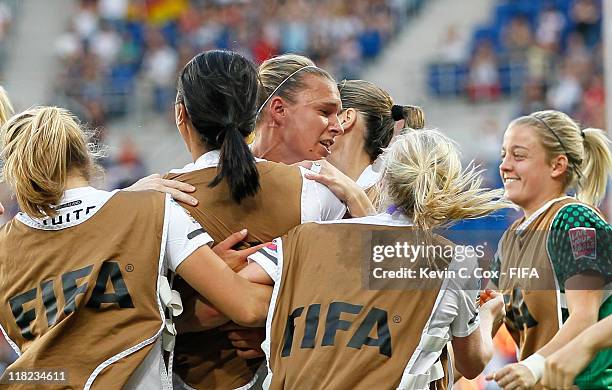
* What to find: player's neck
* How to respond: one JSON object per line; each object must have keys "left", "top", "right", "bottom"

{"left": 336, "top": 150, "right": 370, "bottom": 182}
{"left": 522, "top": 190, "right": 566, "bottom": 219}
{"left": 328, "top": 131, "right": 370, "bottom": 181}
{"left": 65, "top": 173, "right": 89, "bottom": 190}
{"left": 255, "top": 145, "right": 299, "bottom": 164}
{"left": 191, "top": 143, "right": 209, "bottom": 163}
{"left": 251, "top": 129, "right": 294, "bottom": 163}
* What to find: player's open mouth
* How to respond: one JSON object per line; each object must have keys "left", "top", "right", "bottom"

{"left": 319, "top": 139, "right": 334, "bottom": 153}
{"left": 503, "top": 176, "right": 519, "bottom": 184}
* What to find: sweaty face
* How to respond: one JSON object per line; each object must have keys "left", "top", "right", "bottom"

{"left": 281, "top": 75, "right": 343, "bottom": 163}
{"left": 499, "top": 124, "right": 559, "bottom": 213}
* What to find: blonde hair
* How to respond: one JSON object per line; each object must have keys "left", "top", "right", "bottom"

{"left": 379, "top": 129, "right": 507, "bottom": 229}
{"left": 509, "top": 110, "right": 612, "bottom": 206}
{"left": 338, "top": 79, "right": 424, "bottom": 161}
{"left": 0, "top": 86, "right": 14, "bottom": 125}
{"left": 1, "top": 106, "right": 96, "bottom": 218}
{"left": 257, "top": 54, "right": 335, "bottom": 122}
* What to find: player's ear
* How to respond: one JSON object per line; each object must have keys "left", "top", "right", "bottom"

{"left": 339, "top": 108, "right": 357, "bottom": 134}
{"left": 269, "top": 96, "right": 288, "bottom": 126}
{"left": 550, "top": 154, "right": 568, "bottom": 179}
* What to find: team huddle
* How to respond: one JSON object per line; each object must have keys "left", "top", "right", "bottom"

{"left": 0, "top": 49, "right": 609, "bottom": 390}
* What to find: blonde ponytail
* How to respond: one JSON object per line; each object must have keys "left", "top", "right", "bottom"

{"left": 380, "top": 129, "right": 508, "bottom": 229}
{"left": 578, "top": 128, "right": 612, "bottom": 205}
{"left": 1, "top": 106, "right": 94, "bottom": 218}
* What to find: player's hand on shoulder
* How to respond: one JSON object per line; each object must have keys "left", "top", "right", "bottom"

{"left": 125, "top": 173, "right": 198, "bottom": 206}
{"left": 299, "top": 160, "right": 375, "bottom": 217}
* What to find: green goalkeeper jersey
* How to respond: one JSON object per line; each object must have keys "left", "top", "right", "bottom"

{"left": 548, "top": 203, "right": 611, "bottom": 389}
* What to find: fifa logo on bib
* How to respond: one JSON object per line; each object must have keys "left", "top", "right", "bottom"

{"left": 8, "top": 260, "right": 134, "bottom": 340}
{"left": 281, "top": 301, "right": 392, "bottom": 357}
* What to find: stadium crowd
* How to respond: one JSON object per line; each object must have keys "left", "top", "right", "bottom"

{"left": 433, "top": 0, "right": 605, "bottom": 132}
{"left": 54, "top": 0, "right": 425, "bottom": 126}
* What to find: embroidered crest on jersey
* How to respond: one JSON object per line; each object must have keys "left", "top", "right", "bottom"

{"left": 568, "top": 227, "right": 596, "bottom": 260}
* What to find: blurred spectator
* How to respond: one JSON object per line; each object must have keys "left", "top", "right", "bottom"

{"left": 547, "top": 60, "right": 583, "bottom": 113}
{"left": 103, "top": 137, "right": 148, "bottom": 189}
{"left": 474, "top": 117, "right": 504, "bottom": 167}
{"left": 466, "top": 40, "right": 501, "bottom": 102}
{"left": 280, "top": 2, "right": 309, "bottom": 53}
{"left": 570, "top": 0, "right": 601, "bottom": 47}
{"left": 73, "top": 0, "right": 99, "bottom": 39}
{"left": 142, "top": 29, "right": 177, "bottom": 112}
{"left": 438, "top": 25, "right": 466, "bottom": 63}
{"left": 524, "top": 42, "right": 555, "bottom": 81}
{"left": 535, "top": 6, "right": 565, "bottom": 51}
{"left": 90, "top": 20, "right": 122, "bottom": 66}
{"left": 251, "top": 24, "right": 279, "bottom": 64}
{"left": 516, "top": 78, "right": 547, "bottom": 116}
{"left": 565, "top": 31, "right": 590, "bottom": 68}
{"left": 98, "top": 0, "right": 128, "bottom": 23}
{"left": 55, "top": 24, "right": 81, "bottom": 59}
{"left": 575, "top": 71, "right": 605, "bottom": 129}
{"left": 0, "top": 2, "right": 11, "bottom": 40}
{"left": 502, "top": 16, "right": 533, "bottom": 59}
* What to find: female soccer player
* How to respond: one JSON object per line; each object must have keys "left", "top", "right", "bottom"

{"left": 167, "top": 50, "right": 348, "bottom": 390}
{"left": 253, "top": 54, "right": 374, "bottom": 216}
{"left": 252, "top": 54, "right": 344, "bottom": 165}
{"left": 248, "top": 129, "right": 507, "bottom": 389}
{"left": 487, "top": 110, "right": 611, "bottom": 389}
{"left": 0, "top": 106, "right": 271, "bottom": 389}
{"left": 328, "top": 79, "right": 424, "bottom": 202}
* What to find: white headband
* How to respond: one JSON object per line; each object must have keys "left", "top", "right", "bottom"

{"left": 256, "top": 65, "right": 318, "bottom": 119}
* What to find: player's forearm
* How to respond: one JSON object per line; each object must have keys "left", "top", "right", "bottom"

{"left": 177, "top": 300, "right": 230, "bottom": 334}
{"left": 538, "top": 311, "right": 598, "bottom": 358}
{"left": 240, "top": 282, "right": 272, "bottom": 327}
{"left": 574, "top": 316, "right": 612, "bottom": 353}
{"left": 477, "top": 311, "right": 495, "bottom": 364}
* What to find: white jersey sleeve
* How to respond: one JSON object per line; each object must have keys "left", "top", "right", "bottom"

{"left": 397, "top": 253, "right": 481, "bottom": 382}
{"left": 248, "top": 238, "right": 283, "bottom": 283}
{"left": 164, "top": 197, "right": 214, "bottom": 271}
{"left": 430, "top": 253, "right": 481, "bottom": 338}
{"left": 299, "top": 166, "right": 347, "bottom": 223}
